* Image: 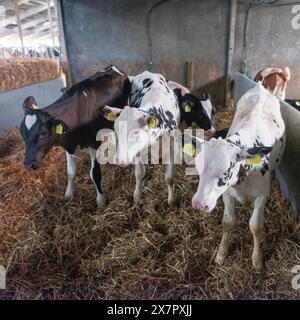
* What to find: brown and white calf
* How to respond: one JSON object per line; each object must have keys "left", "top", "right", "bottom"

{"left": 20, "top": 65, "right": 131, "bottom": 208}
{"left": 254, "top": 66, "right": 290, "bottom": 100}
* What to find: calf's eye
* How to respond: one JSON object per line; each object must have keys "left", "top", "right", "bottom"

{"left": 39, "top": 131, "right": 47, "bottom": 138}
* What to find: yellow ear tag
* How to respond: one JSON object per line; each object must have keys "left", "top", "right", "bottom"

{"left": 31, "top": 103, "right": 38, "bottom": 109}
{"left": 105, "top": 112, "right": 118, "bottom": 122}
{"left": 55, "top": 123, "right": 64, "bottom": 134}
{"left": 184, "top": 103, "right": 191, "bottom": 113}
{"left": 183, "top": 143, "right": 196, "bottom": 157}
{"left": 296, "top": 101, "right": 300, "bottom": 107}
{"left": 148, "top": 117, "right": 158, "bottom": 129}
{"left": 246, "top": 154, "right": 262, "bottom": 165}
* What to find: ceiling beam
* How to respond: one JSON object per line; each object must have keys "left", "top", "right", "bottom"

{"left": 1, "top": 0, "right": 54, "bottom": 27}
{"left": 32, "top": 30, "right": 59, "bottom": 41}
{"left": 0, "top": 14, "right": 57, "bottom": 37}
{"left": 0, "top": 0, "right": 31, "bottom": 10}
{"left": 0, "top": 22, "right": 57, "bottom": 39}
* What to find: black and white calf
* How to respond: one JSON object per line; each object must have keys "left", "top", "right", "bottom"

{"left": 191, "top": 84, "right": 285, "bottom": 269}
{"left": 102, "top": 71, "right": 180, "bottom": 206}
{"left": 167, "top": 80, "right": 216, "bottom": 135}
{"left": 20, "top": 66, "right": 131, "bottom": 208}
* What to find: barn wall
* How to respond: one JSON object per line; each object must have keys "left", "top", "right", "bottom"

{"left": 59, "top": 0, "right": 230, "bottom": 105}
{"left": 0, "top": 78, "right": 65, "bottom": 138}
{"left": 233, "top": 1, "right": 300, "bottom": 99}
{"left": 59, "top": 0, "right": 300, "bottom": 105}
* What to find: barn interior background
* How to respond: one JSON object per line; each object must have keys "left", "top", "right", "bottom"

{"left": 0, "top": 0, "right": 300, "bottom": 299}
{"left": 59, "top": 0, "right": 300, "bottom": 106}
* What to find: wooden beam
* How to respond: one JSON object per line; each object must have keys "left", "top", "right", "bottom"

{"left": 226, "top": 0, "right": 237, "bottom": 107}
{"left": 186, "top": 61, "right": 193, "bottom": 90}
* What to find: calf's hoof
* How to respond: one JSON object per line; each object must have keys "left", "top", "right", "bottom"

{"left": 215, "top": 246, "right": 228, "bottom": 266}
{"left": 252, "top": 251, "right": 264, "bottom": 271}
{"left": 64, "top": 189, "right": 73, "bottom": 198}
{"left": 97, "top": 194, "right": 106, "bottom": 209}
{"left": 133, "top": 190, "right": 142, "bottom": 204}
{"left": 168, "top": 198, "right": 176, "bottom": 207}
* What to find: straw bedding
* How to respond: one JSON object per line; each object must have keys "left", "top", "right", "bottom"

{"left": 0, "top": 109, "right": 299, "bottom": 300}
{"left": 0, "top": 58, "right": 59, "bottom": 93}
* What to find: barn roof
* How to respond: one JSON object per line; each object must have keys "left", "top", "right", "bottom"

{"left": 0, "top": 0, "right": 58, "bottom": 47}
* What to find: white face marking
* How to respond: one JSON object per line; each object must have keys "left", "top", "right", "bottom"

{"left": 192, "top": 139, "right": 242, "bottom": 212}
{"left": 82, "top": 90, "right": 88, "bottom": 97}
{"left": 25, "top": 114, "right": 37, "bottom": 130}
{"left": 114, "top": 107, "right": 153, "bottom": 165}
{"left": 260, "top": 67, "right": 283, "bottom": 78}
{"left": 201, "top": 99, "right": 213, "bottom": 120}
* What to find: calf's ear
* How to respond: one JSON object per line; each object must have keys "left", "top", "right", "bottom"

{"left": 51, "top": 119, "right": 68, "bottom": 135}
{"left": 246, "top": 146, "right": 273, "bottom": 156}
{"left": 200, "top": 90, "right": 209, "bottom": 101}
{"left": 173, "top": 88, "right": 182, "bottom": 101}
{"left": 23, "top": 96, "right": 39, "bottom": 113}
{"left": 237, "top": 146, "right": 273, "bottom": 165}
{"left": 99, "top": 105, "right": 123, "bottom": 121}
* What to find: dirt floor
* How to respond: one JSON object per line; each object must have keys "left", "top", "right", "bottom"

{"left": 0, "top": 109, "right": 300, "bottom": 300}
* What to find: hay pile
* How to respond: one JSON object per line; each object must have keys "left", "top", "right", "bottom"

{"left": 0, "top": 109, "right": 299, "bottom": 300}
{"left": 0, "top": 58, "right": 59, "bottom": 93}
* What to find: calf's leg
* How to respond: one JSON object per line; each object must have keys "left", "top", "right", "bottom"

{"left": 215, "top": 192, "right": 235, "bottom": 265}
{"left": 250, "top": 194, "right": 267, "bottom": 270}
{"left": 165, "top": 141, "right": 175, "bottom": 207}
{"left": 64, "top": 152, "right": 76, "bottom": 198}
{"left": 134, "top": 162, "right": 146, "bottom": 203}
{"left": 89, "top": 148, "right": 105, "bottom": 208}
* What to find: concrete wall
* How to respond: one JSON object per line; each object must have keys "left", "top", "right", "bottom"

{"left": 233, "top": 1, "right": 300, "bottom": 99}
{"left": 234, "top": 72, "right": 300, "bottom": 218}
{"left": 59, "top": 0, "right": 300, "bottom": 103}
{"left": 0, "top": 78, "right": 65, "bottom": 138}
{"left": 60, "top": 0, "right": 230, "bottom": 105}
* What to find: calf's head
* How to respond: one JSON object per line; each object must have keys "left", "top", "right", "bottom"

{"left": 191, "top": 137, "right": 272, "bottom": 213}
{"left": 177, "top": 90, "right": 216, "bottom": 134}
{"left": 20, "top": 96, "right": 68, "bottom": 170}
{"left": 101, "top": 105, "right": 163, "bottom": 166}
